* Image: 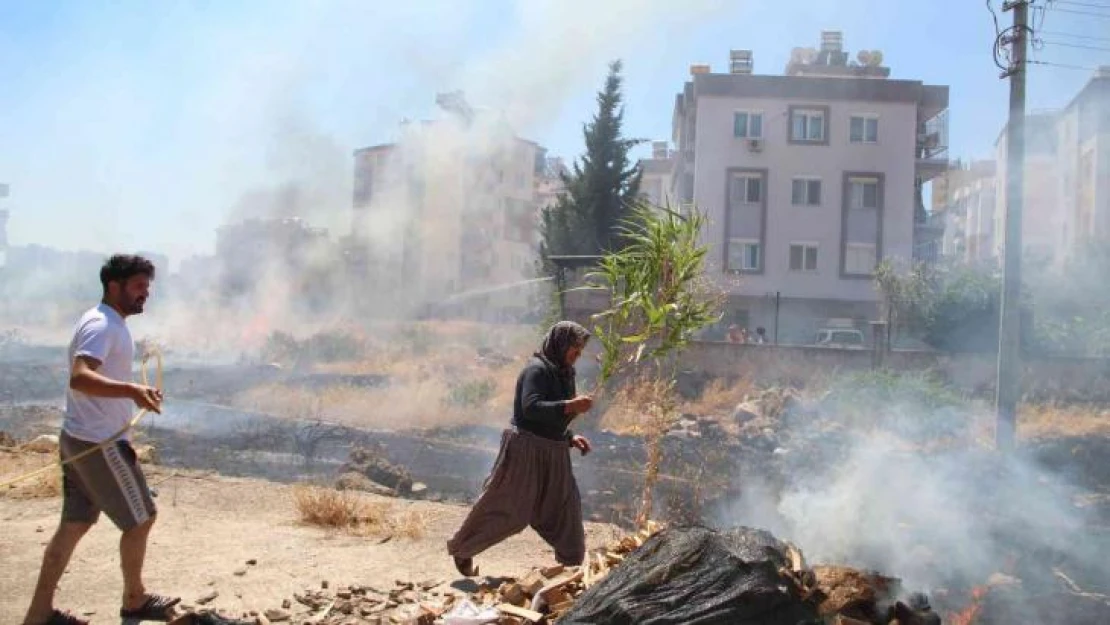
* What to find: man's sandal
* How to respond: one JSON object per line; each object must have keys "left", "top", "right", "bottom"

{"left": 26, "top": 609, "right": 89, "bottom": 625}
{"left": 119, "top": 594, "right": 181, "bottom": 621}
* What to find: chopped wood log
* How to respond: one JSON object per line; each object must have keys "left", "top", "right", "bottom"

{"left": 519, "top": 570, "right": 546, "bottom": 596}
{"left": 499, "top": 582, "right": 525, "bottom": 605}
{"left": 530, "top": 570, "right": 584, "bottom": 612}
{"left": 540, "top": 564, "right": 565, "bottom": 578}
{"left": 497, "top": 603, "right": 544, "bottom": 623}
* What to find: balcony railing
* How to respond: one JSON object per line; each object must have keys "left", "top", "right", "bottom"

{"left": 917, "top": 109, "right": 949, "bottom": 161}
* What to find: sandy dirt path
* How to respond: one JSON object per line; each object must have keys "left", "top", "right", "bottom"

{"left": 0, "top": 459, "right": 620, "bottom": 624}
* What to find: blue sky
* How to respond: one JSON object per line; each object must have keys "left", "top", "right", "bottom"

{"left": 1, "top": 0, "right": 1106, "bottom": 268}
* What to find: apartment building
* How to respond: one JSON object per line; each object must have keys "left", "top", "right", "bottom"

{"left": 668, "top": 33, "right": 949, "bottom": 343}
{"left": 640, "top": 141, "right": 674, "bottom": 207}
{"left": 1055, "top": 68, "right": 1110, "bottom": 263}
{"left": 993, "top": 112, "right": 1062, "bottom": 268}
{"left": 351, "top": 95, "right": 546, "bottom": 318}
{"left": 930, "top": 160, "right": 997, "bottom": 263}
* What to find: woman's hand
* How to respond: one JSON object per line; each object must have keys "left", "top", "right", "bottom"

{"left": 570, "top": 434, "right": 592, "bottom": 456}
{"left": 565, "top": 395, "right": 594, "bottom": 416}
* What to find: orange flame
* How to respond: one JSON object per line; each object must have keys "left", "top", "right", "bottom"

{"left": 947, "top": 585, "right": 988, "bottom": 625}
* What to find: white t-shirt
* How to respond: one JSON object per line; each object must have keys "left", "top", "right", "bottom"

{"left": 63, "top": 303, "right": 136, "bottom": 443}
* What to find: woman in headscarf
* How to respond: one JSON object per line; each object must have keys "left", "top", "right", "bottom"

{"left": 447, "top": 321, "right": 595, "bottom": 576}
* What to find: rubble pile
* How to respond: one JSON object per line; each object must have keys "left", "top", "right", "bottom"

{"left": 170, "top": 522, "right": 942, "bottom": 625}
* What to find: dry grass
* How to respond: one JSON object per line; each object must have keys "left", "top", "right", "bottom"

{"left": 292, "top": 485, "right": 426, "bottom": 539}
{"left": 1019, "top": 403, "right": 1110, "bottom": 440}
{"left": 679, "top": 377, "right": 756, "bottom": 417}
{"left": 0, "top": 450, "right": 62, "bottom": 500}
{"left": 232, "top": 320, "right": 535, "bottom": 430}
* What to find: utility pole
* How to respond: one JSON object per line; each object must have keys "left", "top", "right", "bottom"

{"left": 995, "top": 0, "right": 1030, "bottom": 451}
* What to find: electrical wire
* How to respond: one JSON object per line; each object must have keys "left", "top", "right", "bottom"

{"left": 1040, "top": 39, "right": 1110, "bottom": 52}
{"left": 1051, "top": 7, "right": 1110, "bottom": 17}
{"left": 1029, "top": 59, "right": 1102, "bottom": 70}
{"left": 1052, "top": 0, "right": 1110, "bottom": 9}
{"left": 1038, "top": 30, "right": 1110, "bottom": 42}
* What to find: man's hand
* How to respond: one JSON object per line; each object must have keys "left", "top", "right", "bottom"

{"left": 565, "top": 395, "right": 594, "bottom": 416}
{"left": 570, "top": 434, "right": 592, "bottom": 456}
{"left": 129, "top": 384, "right": 163, "bottom": 414}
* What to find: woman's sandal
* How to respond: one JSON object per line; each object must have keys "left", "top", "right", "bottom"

{"left": 119, "top": 594, "right": 181, "bottom": 621}
{"left": 453, "top": 556, "right": 480, "bottom": 577}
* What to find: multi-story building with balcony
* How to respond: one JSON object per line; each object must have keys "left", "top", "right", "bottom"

{"left": 1054, "top": 68, "right": 1110, "bottom": 265}
{"left": 351, "top": 93, "right": 547, "bottom": 318}
{"left": 667, "top": 32, "right": 949, "bottom": 343}
{"left": 930, "top": 160, "right": 998, "bottom": 264}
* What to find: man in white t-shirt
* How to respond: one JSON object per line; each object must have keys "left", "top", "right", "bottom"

{"left": 23, "top": 254, "right": 180, "bottom": 625}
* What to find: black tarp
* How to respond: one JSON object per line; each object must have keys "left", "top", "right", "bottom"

{"left": 560, "top": 525, "right": 821, "bottom": 625}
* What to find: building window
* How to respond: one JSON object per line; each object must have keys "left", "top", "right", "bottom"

{"left": 730, "top": 174, "right": 762, "bottom": 205}
{"left": 790, "top": 108, "right": 826, "bottom": 143}
{"left": 728, "top": 239, "right": 761, "bottom": 272}
{"left": 791, "top": 178, "right": 822, "bottom": 206}
{"left": 789, "top": 243, "right": 819, "bottom": 272}
{"left": 845, "top": 243, "right": 877, "bottom": 275}
{"left": 850, "top": 116, "right": 879, "bottom": 143}
{"left": 849, "top": 177, "right": 880, "bottom": 209}
{"left": 733, "top": 111, "right": 763, "bottom": 139}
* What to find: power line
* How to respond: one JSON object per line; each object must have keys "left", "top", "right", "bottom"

{"left": 1051, "top": 7, "right": 1110, "bottom": 18}
{"left": 1029, "top": 59, "right": 1101, "bottom": 70}
{"left": 1052, "top": 0, "right": 1110, "bottom": 9}
{"left": 1038, "top": 30, "right": 1110, "bottom": 42}
{"left": 1040, "top": 39, "right": 1110, "bottom": 52}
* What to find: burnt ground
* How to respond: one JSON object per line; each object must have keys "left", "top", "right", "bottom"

{"left": 3, "top": 357, "right": 1109, "bottom": 622}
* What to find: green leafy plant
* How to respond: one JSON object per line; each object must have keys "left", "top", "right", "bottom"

{"left": 583, "top": 201, "right": 723, "bottom": 389}
{"left": 576, "top": 200, "right": 723, "bottom": 525}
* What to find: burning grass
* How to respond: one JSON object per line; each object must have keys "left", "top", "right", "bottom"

{"left": 292, "top": 484, "right": 427, "bottom": 539}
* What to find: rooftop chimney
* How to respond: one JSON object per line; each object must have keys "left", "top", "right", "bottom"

{"left": 689, "top": 64, "right": 711, "bottom": 76}
{"left": 729, "top": 50, "right": 753, "bottom": 75}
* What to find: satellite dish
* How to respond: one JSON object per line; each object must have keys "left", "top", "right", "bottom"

{"left": 857, "top": 50, "right": 872, "bottom": 65}
{"left": 869, "top": 50, "right": 884, "bottom": 66}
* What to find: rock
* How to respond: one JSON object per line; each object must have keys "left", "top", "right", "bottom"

{"left": 233, "top": 568, "right": 247, "bottom": 576}
{"left": 133, "top": 444, "right": 159, "bottom": 464}
{"left": 335, "top": 472, "right": 398, "bottom": 497}
{"left": 263, "top": 608, "right": 290, "bottom": 622}
{"left": 246, "top": 559, "right": 258, "bottom": 566}
{"left": 341, "top": 447, "right": 414, "bottom": 494}
{"left": 732, "top": 402, "right": 761, "bottom": 424}
{"left": 0, "top": 431, "right": 16, "bottom": 447}
{"left": 22, "top": 434, "right": 59, "bottom": 453}
{"left": 196, "top": 590, "right": 218, "bottom": 605}
{"left": 281, "top": 599, "right": 291, "bottom": 609}
{"left": 322, "top": 580, "right": 329, "bottom": 589}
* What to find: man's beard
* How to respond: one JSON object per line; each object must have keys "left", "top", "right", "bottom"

{"left": 125, "top": 297, "right": 146, "bottom": 315}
